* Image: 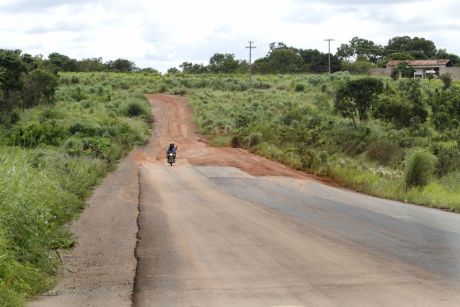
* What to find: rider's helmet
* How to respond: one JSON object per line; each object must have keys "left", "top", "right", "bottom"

{"left": 170, "top": 142, "right": 175, "bottom": 147}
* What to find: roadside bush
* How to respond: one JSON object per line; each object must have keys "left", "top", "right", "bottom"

{"left": 63, "top": 137, "right": 84, "bottom": 156}
{"left": 8, "top": 121, "right": 68, "bottom": 147}
{"left": 294, "top": 84, "right": 305, "bottom": 92}
{"left": 248, "top": 132, "right": 263, "bottom": 147}
{"left": 432, "top": 145, "right": 460, "bottom": 177}
{"left": 440, "top": 73, "right": 452, "bottom": 90}
{"left": 0, "top": 149, "right": 80, "bottom": 303}
{"left": 69, "top": 121, "right": 104, "bottom": 137}
{"left": 404, "top": 148, "right": 437, "bottom": 189}
{"left": 124, "top": 101, "right": 149, "bottom": 117}
{"left": 366, "top": 141, "right": 401, "bottom": 165}
{"left": 231, "top": 134, "right": 246, "bottom": 148}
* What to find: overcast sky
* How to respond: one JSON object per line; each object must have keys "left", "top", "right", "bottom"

{"left": 1, "top": 0, "right": 459, "bottom": 72}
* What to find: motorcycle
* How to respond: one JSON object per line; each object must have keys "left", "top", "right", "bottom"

{"left": 167, "top": 152, "right": 176, "bottom": 166}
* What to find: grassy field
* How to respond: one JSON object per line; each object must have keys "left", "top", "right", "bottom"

{"left": 2, "top": 71, "right": 460, "bottom": 305}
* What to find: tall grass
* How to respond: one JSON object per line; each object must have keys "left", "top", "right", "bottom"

{"left": 0, "top": 149, "right": 77, "bottom": 305}
{"left": 404, "top": 148, "right": 437, "bottom": 189}
{"left": 0, "top": 72, "right": 151, "bottom": 306}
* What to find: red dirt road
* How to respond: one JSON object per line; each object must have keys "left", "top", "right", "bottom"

{"left": 138, "top": 94, "right": 312, "bottom": 179}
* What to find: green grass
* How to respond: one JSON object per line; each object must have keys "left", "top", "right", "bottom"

{"left": 0, "top": 72, "right": 151, "bottom": 306}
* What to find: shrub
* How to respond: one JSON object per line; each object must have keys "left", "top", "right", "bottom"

{"left": 231, "top": 134, "right": 245, "bottom": 148}
{"left": 125, "top": 101, "right": 148, "bottom": 117}
{"left": 403, "top": 148, "right": 437, "bottom": 189}
{"left": 8, "top": 121, "right": 68, "bottom": 147}
{"left": 440, "top": 73, "right": 452, "bottom": 90}
{"left": 366, "top": 141, "right": 401, "bottom": 165}
{"left": 432, "top": 145, "right": 460, "bottom": 177}
{"left": 248, "top": 132, "right": 263, "bottom": 147}
{"left": 159, "top": 84, "right": 168, "bottom": 93}
{"left": 335, "top": 77, "right": 384, "bottom": 124}
{"left": 63, "top": 137, "right": 84, "bottom": 156}
{"left": 300, "top": 149, "right": 317, "bottom": 169}
{"left": 294, "top": 84, "right": 305, "bottom": 92}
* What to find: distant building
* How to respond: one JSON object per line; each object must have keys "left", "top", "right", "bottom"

{"left": 386, "top": 59, "right": 453, "bottom": 78}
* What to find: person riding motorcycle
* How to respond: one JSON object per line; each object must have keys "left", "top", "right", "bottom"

{"left": 166, "top": 142, "right": 177, "bottom": 161}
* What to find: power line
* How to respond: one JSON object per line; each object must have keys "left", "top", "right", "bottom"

{"left": 324, "top": 38, "right": 335, "bottom": 73}
{"left": 246, "top": 41, "right": 256, "bottom": 82}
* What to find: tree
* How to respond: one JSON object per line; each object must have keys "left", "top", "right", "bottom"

{"left": 340, "top": 60, "right": 375, "bottom": 74}
{"left": 0, "top": 49, "right": 26, "bottom": 111}
{"left": 107, "top": 58, "right": 137, "bottom": 72}
{"left": 267, "top": 48, "right": 303, "bottom": 73}
{"left": 21, "top": 53, "right": 40, "bottom": 71}
{"left": 298, "top": 49, "right": 340, "bottom": 73}
{"left": 430, "top": 88, "right": 460, "bottom": 131}
{"left": 47, "top": 52, "right": 78, "bottom": 72}
{"left": 209, "top": 53, "right": 240, "bottom": 73}
{"left": 385, "top": 36, "right": 437, "bottom": 59}
{"left": 335, "top": 77, "right": 384, "bottom": 125}
{"left": 22, "top": 69, "right": 58, "bottom": 109}
{"left": 385, "top": 52, "right": 415, "bottom": 61}
{"left": 253, "top": 43, "right": 303, "bottom": 74}
{"left": 436, "top": 49, "right": 460, "bottom": 66}
{"left": 139, "top": 67, "right": 159, "bottom": 74}
{"left": 179, "top": 62, "right": 208, "bottom": 74}
{"left": 77, "top": 57, "right": 107, "bottom": 72}
{"left": 374, "top": 80, "right": 428, "bottom": 128}
{"left": 336, "top": 37, "right": 383, "bottom": 63}
{"left": 167, "top": 67, "right": 180, "bottom": 74}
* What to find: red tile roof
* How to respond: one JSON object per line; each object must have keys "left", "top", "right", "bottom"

{"left": 386, "top": 59, "right": 451, "bottom": 68}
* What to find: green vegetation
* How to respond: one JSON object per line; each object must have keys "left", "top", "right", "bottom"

{"left": 170, "top": 35, "right": 459, "bottom": 74}
{"left": 0, "top": 50, "right": 150, "bottom": 305}
{"left": 404, "top": 148, "right": 437, "bottom": 189}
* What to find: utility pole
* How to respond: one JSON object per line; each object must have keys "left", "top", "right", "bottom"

{"left": 324, "top": 38, "right": 335, "bottom": 73}
{"left": 246, "top": 41, "right": 256, "bottom": 82}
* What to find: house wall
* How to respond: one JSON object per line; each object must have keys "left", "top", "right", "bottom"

{"left": 439, "top": 67, "right": 460, "bottom": 80}
{"left": 369, "top": 67, "right": 460, "bottom": 80}
{"left": 368, "top": 68, "right": 392, "bottom": 77}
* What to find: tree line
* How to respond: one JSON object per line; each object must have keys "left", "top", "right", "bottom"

{"left": 171, "top": 36, "right": 460, "bottom": 74}
{"left": 1, "top": 49, "right": 59, "bottom": 122}
{"left": 0, "top": 49, "right": 158, "bottom": 123}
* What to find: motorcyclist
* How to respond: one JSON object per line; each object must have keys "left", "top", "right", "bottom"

{"left": 166, "top": 142, "right": 177, "bottom": 160}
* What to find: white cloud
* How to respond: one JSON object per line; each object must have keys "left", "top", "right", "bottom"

{"left": 0, "top": 0, "right": 459, "bottom": 72}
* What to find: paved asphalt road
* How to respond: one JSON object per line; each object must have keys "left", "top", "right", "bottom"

{"left": 133, "top": 164, "right": 460, "bottom": 306}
